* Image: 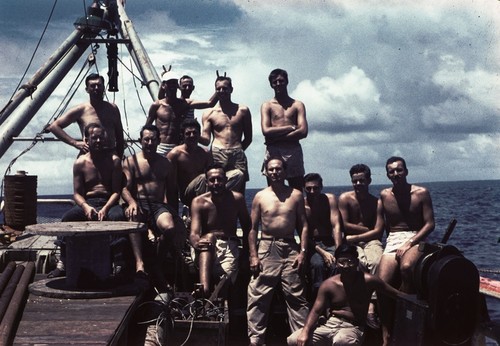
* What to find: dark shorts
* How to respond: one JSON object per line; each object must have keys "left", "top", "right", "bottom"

{"left": 137, "top": 199, "right": 177, "bottom": 230}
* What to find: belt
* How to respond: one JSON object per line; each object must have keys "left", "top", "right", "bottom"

{"left": 260, "top": 237, "right": 295, "bottom": 242}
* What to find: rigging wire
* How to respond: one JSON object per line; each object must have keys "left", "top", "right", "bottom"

{"left": 3, "top": 0, "right": 59, "bottom": 109}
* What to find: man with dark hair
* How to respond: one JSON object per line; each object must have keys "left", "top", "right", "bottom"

{"left": 247, "top": 156, "right": 309, "bottom": 346}
{"left": 303, "top": 172, "right": 343, "bottom": 302}
{"left": 48, "top": 73, "right": 124, "bottom": 157}
{"left": 377, "top": 156, "right": 435, "bottom": 293}
{"left": 287, "top": 243, "right": 403, "bottom": 346}
{"left": 189, "top": 163, "right": 251, "bottom": 297}
{"left": 148, "top": 70, "right": 217, "bottom": 156}
{"left": 261, "top": 68, "right": 308, "bottom": 190}
{"left": 377, "top": 156, "right": 435, "bottom": 345}
{"left": 49, "top": 123, "right": 126, "bottom": 278}
{"left": 200, "top": 75, "right": 253, "bottom": 194}
{"left": 179, "top": 75, "right": 196, "bottom": 120}
{"left": 167, "top": 118, "right": 212, "bottom": 207}
{"left": 122, "top": 124, "right": 186, "bottom": 292}
{"left": 339, "top": 163, "right": 384, "bottom": 328}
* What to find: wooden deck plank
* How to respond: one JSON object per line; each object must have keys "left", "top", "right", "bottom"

{"left": 13, "top": 288, "right": 143, "bottom": 345}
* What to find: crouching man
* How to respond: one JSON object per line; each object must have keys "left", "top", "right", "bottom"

{"left": 287, "top": 244, "right": 402, "bottom": 346}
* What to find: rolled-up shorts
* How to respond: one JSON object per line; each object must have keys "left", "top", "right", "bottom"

{"left": 383, "top": 231, "right": 416, "bottom": 254}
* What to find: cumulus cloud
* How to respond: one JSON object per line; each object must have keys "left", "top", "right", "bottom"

{"left": 0, "top": 0, "right": 499, "bottom": 194}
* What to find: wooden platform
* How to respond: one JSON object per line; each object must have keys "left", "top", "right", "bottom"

{"left": 13, "top": 277, "right": 144, "bottom": 345}
{"left": 0, "top": 234, "right": 57, "bottom": 274}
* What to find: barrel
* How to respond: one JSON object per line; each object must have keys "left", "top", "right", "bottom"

{"left": 3, "top": 171, "right": 37, "bottom": 231}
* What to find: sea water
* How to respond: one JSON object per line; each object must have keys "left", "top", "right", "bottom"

{"left": 32, "top": 179, "right": 500, "bottom": 321}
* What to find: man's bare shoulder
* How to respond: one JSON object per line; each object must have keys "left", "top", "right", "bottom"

{"left": 339, "top": 190, "right": 356, "bottom": 202}
{"left": 192, "top": 191, "right": 213, "bottom": 206}
{"left": 380, "top": 187, "right": 392, "bottom": 198}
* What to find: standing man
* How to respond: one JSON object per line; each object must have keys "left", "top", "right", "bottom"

{"left": 200, "top": 75, "right": 252, "bottom": 194}
{"left": 261, "top": 68, "right": 308, "bottom": 190}
{"left": 377, "top": 156, "right": 435, "bottom": 345}
{"left": 47, "top": 73, "right": 125, "bottom": 157}
{"left": 189, "top": 163, "right": 251, "bottom": 298}
{"left": 179, "top": 75, "right": 196, "bottom": 120}
{"left": 49, "top": 123, "right": 127, "bottom": 278}
{"left": 287, "top": 244, "right": 403, "bottom": 346}
{"left": 147, "top": 71, "right": 217, "bottom": 156}
{"left": 121, "top": 124, "right": 186, "bottom": 292}
{"left": 167, "top": 118, "right": 212, "bottom": 208}
{"left": 247, "top": 156, "right": 309, "bottom": 346}
{"left": 303, "top": 173, "right": 343, "bottom": 302}
{"left": 338, "top": 164, "right": 384, "bottom": 328}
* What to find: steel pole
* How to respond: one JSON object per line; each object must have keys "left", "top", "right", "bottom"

{"left": 117, "top": 1, "right": 160, "bottom": 101}
{"left": 0, "top": 30, "right": 85, "bottom": 126}
{"left": 0, "top": 38, "right": 93, "bottom": 158}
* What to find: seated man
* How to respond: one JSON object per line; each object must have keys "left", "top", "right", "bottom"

{"left": 339, "top": 164, "right": 384, "bottom": 327}
{"left": 287, "top": 244, "right": 403, "bottom": 346}
{"left": 122, "top": 124, "right": 186, "bottom": 292}
{"left": 377, "top": 156, "right": 435, "bottom": 345}
{"left": 49, "top": 123, "right": 128, "bottom": 278}
{"left": 167, "top": 118, "right": 212, "bottom": 209}
{"left": 303, "top": 173, "right": 343, "bottom": 302}
{"left": 189, "top": 163, "right": 251, "bottom": 298}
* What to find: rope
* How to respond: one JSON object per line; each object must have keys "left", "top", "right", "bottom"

{"left": 478, "top": 268, "right": 500, "bottom": 275}
{"left": 2, "top": 0, "right": 59, "bottom": 108}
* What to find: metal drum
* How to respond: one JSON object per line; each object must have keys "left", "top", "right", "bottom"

{"left": 413, "top": 243, "right": 479, "bottom": 345}
{"left": 3, "top": 171, "right": 37, "bottom": 231}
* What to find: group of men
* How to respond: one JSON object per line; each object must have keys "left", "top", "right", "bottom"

{"left": 46, "top": 69, "right": 435, "bottom": 346}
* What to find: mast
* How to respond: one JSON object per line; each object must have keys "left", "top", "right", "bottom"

{"left": 0, "top": 2, "right": 161, "bottom": 159}
{"left": 116, "top": 1, "right": 160, "bottom": 101}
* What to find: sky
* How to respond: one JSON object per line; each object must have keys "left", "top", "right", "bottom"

{"left": 0, "top": 0, "right": 499, "bottom": 195}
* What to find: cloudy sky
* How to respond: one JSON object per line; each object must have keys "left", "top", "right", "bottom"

{"left": 0, "top": 0, "right": 499, "bottom": 195}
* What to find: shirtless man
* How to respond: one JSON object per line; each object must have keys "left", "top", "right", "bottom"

{"left": 167, "top": 118, "right": 212, "bottom": 208}
{"left": 377, "top": 156, "right": 435, "bottom": 345}
{"left": 50, "top": 123, "right": 127, "bottom": 278}
{"left": 247, "top": 156, "right": 309, "bottom": 346}
{"left": 122, "top": 124, "right": 186, "bottom": 291}
{"left": 261, "top": 68, "right": 308, "bottom": 190}
{"left": 47, "top": 73, "right": 124, "bottom": 157}
{"left": 339, "top": 164, "right": 384, "bottom": 328}
{"left": 147, "top": 71, "right": 217, "bottom": 156}
{"left": 378, "top": 156, "right": 435, "bottom": 292}
{"left": 200, "top": 76, "right": 252, "bottom": 194}
{"left": 287, "top": 244, "right": 402, "bottom": 346}
{"left": 179, "top": 75, "right": 196, "bottom": 120}
{"left": 303, "top": 173, "right": 343, "bottom": 301}
{"left": 189, "top": 163, "right": 251, "bottom": 297}
{"left": 339, "top": 164, "right": 384, "bottom": 276}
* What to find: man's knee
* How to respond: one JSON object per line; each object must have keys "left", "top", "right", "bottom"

{"left": 156, "top": 212, "right": 175, "bottom": 234}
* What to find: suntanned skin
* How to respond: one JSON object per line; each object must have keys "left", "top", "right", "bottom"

{"left": 200, "top": 79, "right": 252, "bottom": 150}
{"left": 167, "top": 125, "right": 212, "bottom": 201}
{"left": 338, "top": 172, "right": 384, "bottom": 245}
{"left": 73, "top": 127, "right": 121, "bottom": 221}
{"left": 294, "top": 253, "right": 402, "bottom": 346}
{"left": 248, "top": 159, "right": 308, "bottom": 276}
{"left": 121, "top": 128, "right": 180, "bottom": 281}
{"left": 377, "top": 159, "right": 435, "bottom": 346}
{"left": 304, "top": 180, "right": 343, "bottom": 267}
{"left": 261, "top": 72, "right": 307, "bottom": 189}
{"left": 261, "top": 74, "right": 307, "bottom": 145}
{"left": 189, "top": 167, "right": 251, "bottom": 296}
{"left": 147, "top": 79, "right": 217, "bottom": 146}
{"left": 47, "top": 76, "right": 124, "bottom": 157}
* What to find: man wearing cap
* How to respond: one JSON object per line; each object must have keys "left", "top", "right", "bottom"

{"left": 146, "top": 70, "right": 217, "bottom": 156}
